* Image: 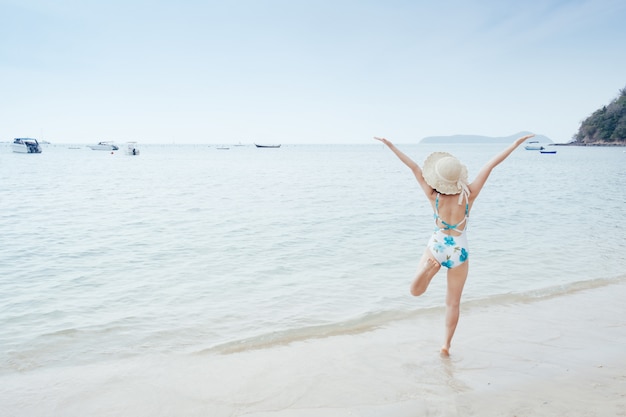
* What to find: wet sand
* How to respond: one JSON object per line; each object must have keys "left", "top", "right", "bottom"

{"left": 2, "top": 279, "right": 625, "bottom": 417}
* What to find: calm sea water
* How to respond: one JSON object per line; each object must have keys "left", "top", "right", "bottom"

{"left": 1, "top": 142, "right": 625, "bottom": 373}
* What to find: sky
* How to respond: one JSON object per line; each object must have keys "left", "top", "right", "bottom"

{"left": 1, "top": 0, "right": 625, "bottom": 144}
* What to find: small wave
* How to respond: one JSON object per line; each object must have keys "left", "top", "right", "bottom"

{"left": 198, "top": 274, "right": 626, "bottom": 356}
{"left": 463, "top": 274, "right": 626, "bottom": 309}
{"left": 196, "top": 306, "right": 440, "bottom": 355}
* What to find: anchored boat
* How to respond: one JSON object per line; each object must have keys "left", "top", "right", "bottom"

{"left": 88, "top": 141, "right": 119, "bottom": 151}
{"left": 11, "top": 138, "right": 42, "bottom": 153}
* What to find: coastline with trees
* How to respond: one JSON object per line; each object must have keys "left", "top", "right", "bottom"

{"left": 570, "top": 86, "right": 626, "bottom": 146}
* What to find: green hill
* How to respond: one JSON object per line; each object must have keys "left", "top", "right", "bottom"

{"left": 573, "top": 86, "right": 626, "bottom": 145}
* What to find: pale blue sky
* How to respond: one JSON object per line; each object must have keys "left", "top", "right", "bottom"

{"left": 1, "top": 0, "right": 625, "bottom": 144}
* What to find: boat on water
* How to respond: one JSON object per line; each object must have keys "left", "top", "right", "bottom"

{"left": 255, "top": 144, "right": 281, "bottom": 148}
{"left": 11, "top": 138, "right": 42, "bottom": 153}
{"left": 540, "top": 150, "right": 557, "bottom": 154}
{"left": 126, "top": 142, "right": 140, "bottom": 155}
{"left": 88, "top": 141, "right": 119, "bottom": 151}
{"left": 524, "top": 141, "right": 544, "bottom": 151}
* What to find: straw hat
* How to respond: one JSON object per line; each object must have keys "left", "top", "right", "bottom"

{"left": 422, "top": 152, "right": 470, "bottom": 203}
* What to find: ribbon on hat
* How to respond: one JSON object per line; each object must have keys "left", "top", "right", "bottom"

{"left": 457, "top": 180, "right": 470, "bottom": 205}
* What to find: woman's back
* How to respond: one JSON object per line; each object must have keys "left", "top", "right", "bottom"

{"left": 431, "top": 193, "right": 470, "bottom": 234}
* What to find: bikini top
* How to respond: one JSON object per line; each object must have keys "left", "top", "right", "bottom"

{"left": 433, "top": 193, "right": 469, "bottom": 232}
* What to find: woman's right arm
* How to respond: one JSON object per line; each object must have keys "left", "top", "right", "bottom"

{"left": 374, "top": 137, "right": 434, "bottom": 197}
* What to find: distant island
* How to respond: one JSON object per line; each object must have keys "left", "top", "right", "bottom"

{"left": 420, "top": 132, "right": 553, "bottom": 144}
{"left": 571, "top": 86, "right": 626, "bottom": 145}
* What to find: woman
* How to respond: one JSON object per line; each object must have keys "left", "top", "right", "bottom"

{"left": 374, "top": 133, "right": 535, "bottom": 356}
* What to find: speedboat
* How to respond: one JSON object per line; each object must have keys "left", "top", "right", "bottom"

{"left": 126, "top": 142, "right": 140, "bottom": 155}
{"left": 524, "top": 141, "right": 544, "bottom": 151}
{"left": 88, "top": 141, "right": 119, "bottom": 151}
{"left": 12, "top": 138, "right": 42, "bottom": 153}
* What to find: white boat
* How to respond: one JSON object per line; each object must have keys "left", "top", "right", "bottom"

{"left": 12, "top": 138, "right": 42, "bottom": 153}
{"left": 524, "top": 141, "right": 544, "bottom": 151}
{"left": 126, "top": 142, "right": 140, "bottom": 155}
{"left": 88, "top": 141, "right": 119, "bottom": 151}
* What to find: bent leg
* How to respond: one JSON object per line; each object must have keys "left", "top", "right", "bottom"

{"left": 441, "top": 260, "right": 469, "bottom": 356}
{"left": 410, "top": 249, "right": 441, "bottom": 296}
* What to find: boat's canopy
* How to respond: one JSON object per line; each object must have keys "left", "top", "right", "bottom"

{"left": 13, "top": 138, "right": 39, "bottom": 144}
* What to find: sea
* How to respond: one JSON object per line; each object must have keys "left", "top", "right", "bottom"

{"left": 1, "top": 142, "right": 625, "bottom": 375}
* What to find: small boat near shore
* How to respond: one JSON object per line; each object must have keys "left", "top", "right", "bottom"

{"left": 126, "top": 142, "right": 140, "bottom": 155}
{"left": 540, "top": 150, "right": 557, "bottom": 154}
{"left": 11, "top": 138, "right": 42, "bottom": 153}
{"left": 255, "top": 143, "right": 281, "bottom": 148}
{"left": 525, "top": 141, "right": 544, "bottom": 151}
{"left": 88, "top": 141, "right": 119, "bottom": 151}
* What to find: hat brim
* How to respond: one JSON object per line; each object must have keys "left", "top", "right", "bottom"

{"left": 422, "top": 152, "right": 468, "bottom": 195}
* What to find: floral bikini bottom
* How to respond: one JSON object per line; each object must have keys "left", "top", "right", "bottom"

{"left": 427, "top": 229, "right": 469, "bottom": 269}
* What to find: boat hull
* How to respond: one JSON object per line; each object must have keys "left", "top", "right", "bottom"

{"left": 255, "top": 144, "right": 281, "bottom": 148}
{"left": 88, "top": 144, "right": 119, "bottom": 151}
{"left": 12, "top": 139, "right": 42, "bottom": 153}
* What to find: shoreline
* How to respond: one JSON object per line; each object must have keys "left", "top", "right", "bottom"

{"left": 552, "top": 141, "right": 626, "bottom": 146}
{"left": 2, "top": 280, "right": 625, "bottom": 416}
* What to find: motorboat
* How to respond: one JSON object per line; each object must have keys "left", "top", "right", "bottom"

{"left": 254, "top": 143, "right": 281, "bottom": 148}
{"left": 88, "top": 141, "right": 119, "bottom": 151}
{"left": 524, "top": 141, "right": 544, "bottom": 151}
{"left": 126, "top": 142, "right": 140, "bottom": 155}
{"left": 12, "top": 138, "right": 42, "bottom": 153}
{"left": 540, "top": 150, "right": 557, "bottom": 154}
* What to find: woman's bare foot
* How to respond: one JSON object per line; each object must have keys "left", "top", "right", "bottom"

{"left": 410, "top": 257, "right": 441, "bottom": 296}
{"left": 440, "top": 345, "right": 450, "bottom": 357}
{"left": 423, "top": 257, "right": 440, "bottom": 272}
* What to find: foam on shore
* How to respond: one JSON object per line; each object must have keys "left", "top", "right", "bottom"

{"left": 2, "top": 279, "right": 625, "bottom": 417}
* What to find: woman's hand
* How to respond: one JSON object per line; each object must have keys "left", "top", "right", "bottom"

{"left": 516, "top": 133, "right": 536, "bottom": 144}
{"left": 374, "top": 136, "right": 390, "bottom": 146}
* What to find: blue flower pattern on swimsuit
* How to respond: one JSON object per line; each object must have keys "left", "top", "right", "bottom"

{"left": 429, "top": 232, "right": 468, "bottom": 269}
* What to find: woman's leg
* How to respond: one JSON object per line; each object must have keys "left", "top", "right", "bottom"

{"left": 410, "top": 249, "right": 441, "bottom": 296}
{"left": 441, "top": 260, "right": 469, "bottom": 356}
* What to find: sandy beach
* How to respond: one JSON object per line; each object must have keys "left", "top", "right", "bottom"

{"left": 2, "top": 278, "right": 625, "bottom": 417}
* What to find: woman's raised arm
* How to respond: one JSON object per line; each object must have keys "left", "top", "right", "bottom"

{"left": 469, "top": 133, "right": 535, "bottom": 199}
{"left": 374, "top": 137, "right": 434, "bottom": 197}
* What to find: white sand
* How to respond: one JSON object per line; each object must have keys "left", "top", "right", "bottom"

{"left": 2, "top": 280, "right": 625, "bottom": 417}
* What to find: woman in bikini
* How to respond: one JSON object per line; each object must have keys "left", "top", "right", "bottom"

{"left": 374, "top": 133, "right": 535, "bottom": 356}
